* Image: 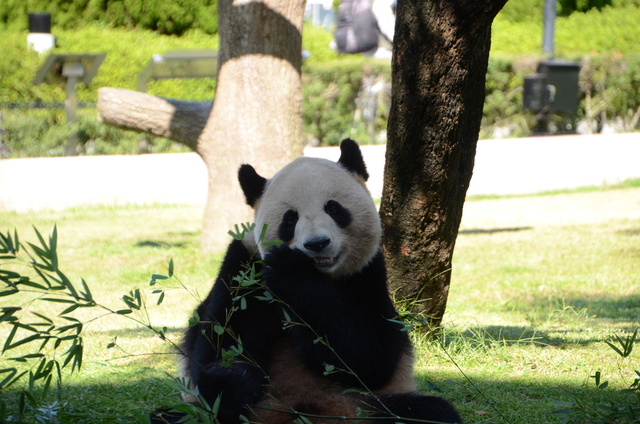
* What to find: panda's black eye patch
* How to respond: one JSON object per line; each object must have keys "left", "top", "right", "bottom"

{"left": 278, "top": 209, "right": 298, "bottom": 242}
{"left": 325, "top": 200, "right": 351, "bottom": 228}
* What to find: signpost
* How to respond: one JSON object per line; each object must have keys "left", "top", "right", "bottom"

{"left": 34, "top": 53, "right": 106, "bottom": 155}
{"left": 137, "top": 50, "right": 218, "bottom": 92}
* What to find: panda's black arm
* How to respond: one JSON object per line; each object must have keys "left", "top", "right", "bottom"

{"left": 181, "top": 238, "right": 281, "bottom": 423}
{"left": 263, "top": 246, "right": 410, "bottom": 390}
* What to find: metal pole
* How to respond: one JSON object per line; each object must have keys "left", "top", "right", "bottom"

{"left": 64, "top": 75, "right": 79, "bottom": 155}
{"left": 62, "top": 62, "right": 85, "bottom": 156}
{"left": 543, "top": 0, "right": 556, "bottom": 59}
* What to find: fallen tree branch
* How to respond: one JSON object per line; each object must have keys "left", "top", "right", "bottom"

{"left": 97, "top": 87, "right": 212, "bottom": 152}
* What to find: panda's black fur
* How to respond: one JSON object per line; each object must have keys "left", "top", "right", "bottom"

{"left": 152, "top": 139, "right": 461, "bottom": 424}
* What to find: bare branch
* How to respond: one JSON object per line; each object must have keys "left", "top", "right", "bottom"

{"left": 97, "top": 87, "right": 212, "bottom": 152}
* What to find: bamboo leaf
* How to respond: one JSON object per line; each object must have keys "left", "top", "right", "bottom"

{"left": 259, "top": 224, "right": 269, "bottom": 243}
{"left": 0, "top": 288, "right": 19, "bottom": 297}
{"left": 60, "top": 303, "right": 81, "bottom": 315}
{"left": 50, "top": 225, "right": 58, "bottom": 271}
{"left": 14, "top": 228, "right": 20, "bottom": 253}
{"left": 72, "top": 342, "right": 83, "bottom": 372}
{"left": 32, "top": 313, "right": 54, "bottom": 324}
{"left": 41, "top": 297, "right": 76, "bottom": 304}
{"left": 80, "top": 278, "right": 93, "bottom": 302}
{"left": 41, "top": 373, "right": 53, "bottom": 399}
{"left": 605, "top": 340, "right": 625, "bottom": 357}
{"left": 282, "top": 309, "right": 292, "bottom": 326}
{"left": 5, "top": 334, "right": 42, "bottom": 351}
{"left": 0, "top": 368, "right": 18, "bottom": 389}
{"left": 151, "top": 274, "right": 168, "bottom": 281}
{"left": 2, "top": 325, "right": 18, "bottom": 353}
{"left": 56, "top": 322, "right": 83, "bottom": 335}
{"left": 56, "top": 270, "right": 78, "bottom": 299}
{"left": 15, "top": 279, "right": 48, "bottom": 290}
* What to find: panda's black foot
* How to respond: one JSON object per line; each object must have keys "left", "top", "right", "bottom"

{"left": 372, "top": 393, "right": 463, "bottom": 424}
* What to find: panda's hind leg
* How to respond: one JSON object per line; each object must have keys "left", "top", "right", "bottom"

{"left": 364, "top": 392, "right": 462, "bottom": 424}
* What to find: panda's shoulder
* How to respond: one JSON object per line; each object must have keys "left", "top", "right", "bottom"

{"left": 219, "top": 240, "right": 258, "bottom": 277}
{"left": 348, "top": 249, "right": 386, "bottom": 282}
{"left": 205, "top": 239, "right": 259, "bottom": 300}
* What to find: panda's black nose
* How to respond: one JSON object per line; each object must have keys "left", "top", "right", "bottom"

{"left": 304, "top": 238, "right": 331, "bottom": 252}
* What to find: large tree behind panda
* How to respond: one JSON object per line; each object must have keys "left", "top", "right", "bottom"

{"left": 153, "top": 139, "right": 461, "bottom": 424}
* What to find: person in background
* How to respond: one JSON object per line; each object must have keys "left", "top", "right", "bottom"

{"left": 371, "top": 0, "right": 395, "bottom": 58}
{"left": 333, "top": 0, "right": 396, "bottom": 59}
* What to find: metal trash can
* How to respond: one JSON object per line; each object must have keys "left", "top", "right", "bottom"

{"left": 537, "top": 60, "right": 581, "bottom": 112}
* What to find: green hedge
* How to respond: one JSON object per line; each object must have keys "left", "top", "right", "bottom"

{"left": 0, "top": 27, "right": 219, "bottom": 104}
{"left": 0, "top": 0, "right": 218, "bottom": 35}
{"left": 303, "top": 59, "right": 391, "bottom": 146}
{"left": 4, "top": 51, "right": 638, "bottom": 157}
{"left": 2, "top": 4, "right": 640, "bottom": 157}
{"left": 491, "top": 5, "right": 640, "bottom": 56}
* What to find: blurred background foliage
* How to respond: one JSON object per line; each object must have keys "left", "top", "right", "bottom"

{"left": 1, "top": 0, "right": 639, "bottom": 156}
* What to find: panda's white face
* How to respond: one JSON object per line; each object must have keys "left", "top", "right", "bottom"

{"left": 252, "top": 157, "right": 381, "bottom": 278}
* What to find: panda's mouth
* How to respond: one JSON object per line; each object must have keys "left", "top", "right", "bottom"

{"left": 312, "top": 256, "right": 338, "bottom": 267}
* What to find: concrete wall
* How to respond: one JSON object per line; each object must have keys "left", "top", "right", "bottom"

{"left": 1, "top": 133, "right": 638, "bottom": 212}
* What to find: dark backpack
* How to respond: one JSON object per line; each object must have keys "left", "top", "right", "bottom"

{"left": 334, "top": 0, "right": 379, "bottom": 54}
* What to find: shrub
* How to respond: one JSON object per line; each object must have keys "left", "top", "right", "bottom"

{"left": 302, "top": 58, "right": 391, "bottom": 146}
{"left": 491, "top": 5, "right": 640, "bottom": 56}
{"left": 2, "top": 6, "right": 640, "bottom": 157}
{"left": 498, "top": 0, "right": 543, "bottom": 23}
{"left": 0, "top": 0, "right": 219, "bottom": 35}
{"left": 579, "top": 54, "right": 640, "bottom": 132}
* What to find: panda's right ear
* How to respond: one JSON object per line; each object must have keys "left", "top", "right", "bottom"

{"left": 238, "top": 164, "right": 267, "bottom": 207}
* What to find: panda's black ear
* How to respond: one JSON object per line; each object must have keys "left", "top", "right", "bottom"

{"left": 238, "top": 164, "right": 267, "bottom": 207}
{"left": 337, "top": 138, "right": 369, "bottom": 182}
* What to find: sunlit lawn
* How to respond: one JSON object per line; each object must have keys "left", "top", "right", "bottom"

{"left": 1, "top": 186, "right": 639, "bottom": 423}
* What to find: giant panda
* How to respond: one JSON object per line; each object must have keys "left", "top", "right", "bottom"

{"left": 153, "top": 139, "right": 461, "bottom": 424}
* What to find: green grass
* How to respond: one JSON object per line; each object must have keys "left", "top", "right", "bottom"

{"left": 1, "top": 186, "right": 639, "bottom": 423}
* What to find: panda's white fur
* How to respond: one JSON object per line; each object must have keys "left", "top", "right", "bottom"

{"left": 249, "top": 156, "right": 381, "bottom": 278}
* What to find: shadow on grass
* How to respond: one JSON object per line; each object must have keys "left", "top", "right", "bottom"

{"left": 563, "top": 294, "right": 640, "bottom": 324}
{"left": 136, "top": 239, "right": 189, "bottom": 249}
{"left": 522, "top": 293, "right": 640, "bottom": 330}
{"left": 456, "top": 293, "right": 640, "bottom": 348}
{"left": 135, "top": 230, "right": 200, "bottom": 249}
{"left": 415, "top": 369, "right": 638, "bottom": 424}
{"left": 459, "top": 226, "right": 533, "bottom": 235}
{"left": 94, "top": 326, "right": 184, "bottom": 339}
{"left": 3, "top": 370, "right": 636, "bottom": 424}
{"left": 444, "top": 324, "right": 623, "bottom": 348}
{"left": 616, "top": 227, "right": 640, "bottom": 237}
{"left": 0, "top": 375, "right": 178, "bottom": 424}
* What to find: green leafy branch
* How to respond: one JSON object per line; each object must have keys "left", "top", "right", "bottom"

{"left": 0, "top": 226, "right": 186, "bottom": 419}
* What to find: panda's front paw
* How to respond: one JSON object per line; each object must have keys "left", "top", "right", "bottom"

{"left": 263, "top": 244, "right": 315, "bottom": 286}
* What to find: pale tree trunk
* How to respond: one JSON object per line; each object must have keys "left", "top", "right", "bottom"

{"left": 98, "top": 0, "right": 306, "bottom": 252}
{"left": 380, "top": 0, "right": 508, "bottom": 328}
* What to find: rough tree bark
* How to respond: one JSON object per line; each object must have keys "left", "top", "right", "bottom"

{"left": 98, "top": 0, "right": 306, "bottom": 252}
{"left": 380, "top": 0, "right": 508, "bottom": 327}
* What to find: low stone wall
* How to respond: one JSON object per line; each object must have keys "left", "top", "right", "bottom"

{"left": 1, "top": 133, "right": 638, "bottom": 212}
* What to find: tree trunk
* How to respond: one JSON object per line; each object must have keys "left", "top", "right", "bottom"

{"left": 198, "top": 0, "right": 305, "bottom": 251}
{"left": 379, "top": 1, "right": 507, "bottom": 327}
{"left": 98, "top": 0, "right": 305, "bottom": 252}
